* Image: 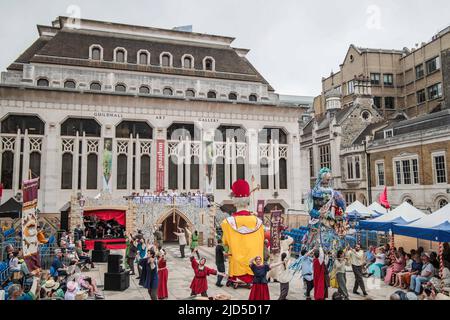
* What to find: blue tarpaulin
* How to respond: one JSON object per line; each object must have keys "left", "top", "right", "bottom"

{"left": 393, "top": 221, "right": 450, "bottom": 242}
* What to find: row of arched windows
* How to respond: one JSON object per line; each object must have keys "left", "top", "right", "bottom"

{"left": 90, "top": 45, "right": 215, "bottom": 71}
{"left": 36, "top": 77, "right": 258, "bottom": 102}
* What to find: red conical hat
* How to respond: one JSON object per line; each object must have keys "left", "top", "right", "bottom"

{"left": 231, "top": 180, "right": 250, "bottom": 198}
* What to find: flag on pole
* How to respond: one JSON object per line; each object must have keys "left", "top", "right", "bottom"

{"left": 379, "top": 186, "right": 391, "bottom": 210}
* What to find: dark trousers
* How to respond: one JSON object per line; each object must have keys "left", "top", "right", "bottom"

{"left": 191, "top": 248, "right": 200, "bottom": 259}
{"left": 304, "top": 279, "right": 314, "bottom": 298}
{"left": 279, "top": 282, "right": 289, "bottom": 300}
{"left": 148, "top": 287, "right": 158, "bottom": 300}
{"left": 180, "top": 245, "right": 185, "bottom": 258}
{"left": 336, "top": 272, "right": 349, "bottom": 298}
{"left": 216, "top": 263, "right": 225, "bottom": 285}
{"left": 127, "top": 257, "right": 135, "bottom": 274}
{"left": 352, "top": 265, "right": 367, "bottom": 294}
{"left": 137, "top": 258, "right": 145, "bottom": 277}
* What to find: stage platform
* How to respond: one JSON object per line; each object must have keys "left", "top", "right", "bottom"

{"left": 85, "top": 238, "right": 127, "bottom": 250}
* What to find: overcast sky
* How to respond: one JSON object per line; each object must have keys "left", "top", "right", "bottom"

{"left": 0, "top": 0, "right": 449, "bottom": 96}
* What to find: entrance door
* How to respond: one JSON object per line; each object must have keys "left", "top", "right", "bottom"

{"left": 162, "top": 211, "right": 188, "bottom": 243}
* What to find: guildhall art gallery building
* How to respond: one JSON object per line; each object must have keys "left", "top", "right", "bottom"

{"left": 0, "top": 17, "right": 309, "bottom": 241}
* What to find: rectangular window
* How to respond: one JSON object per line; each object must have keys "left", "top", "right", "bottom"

{"left": 415, "top": 64, "right": 424, "bottom": 79}
{"left": 345, "top": 193, "right": 356, "bottom": 205}
{"left": 370, "top": 73, "right": 380, "bottom": 85}
{"left": 346, "top": 155, "right": 361, "bottom": 180}
{"left": 433, "top": 153, "right": 447, "bottom": 184}
{"left": 347, "top": 81, "right": 354, "bottom": 95}
{"left": 309, "top": 148, "right": 314, "bottom": 178}
{"left": 426, "top": 56, "right": 440, "bottom": 74}
{"left": 319, "top": 144, "right": 331, "bottom": 169}
{"left": 394, "top": 157, "right": 419, "bottom": 185}
{"left": 416, "top": 89, "right": 426, "bottom": 104}
{"left": 427, "top": 83, "right": 442, "bottom": 100}
{"left": 383, "top": 74, "right": 394, "bottom": 86}
{"left": 373, "top": 96, "right": 382, "bottom": 109}
{"left": 376, "top": 161, "right": 385, "bottom": 186}
{"left": 384, "top": 97, "right": 395, "bottom": 109}
{"left": 384, "top": 129, "right": 393, "bottom": 139}
{"left": 347, "top": 157, "right": 354, "bottom": 180}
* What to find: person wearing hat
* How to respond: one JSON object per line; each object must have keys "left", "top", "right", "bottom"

{"left": 220, "top": 180, "right": 265, "bottom": 288}
{"left": 64, "top": 281, "right": 79, "bottom": 300}
{"left": 410, "top": 252, "right": 435, "bottom": 295}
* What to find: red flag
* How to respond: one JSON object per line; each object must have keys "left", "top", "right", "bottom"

{"left": 379, "top": 186, "right": 391, "bottom": 209}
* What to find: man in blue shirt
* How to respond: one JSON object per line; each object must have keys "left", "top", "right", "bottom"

{"left": 292, "top": 249, "right": 314, "bottom": 300}
{"left": 51, "top": 249, "right": 67, "bottom": 277}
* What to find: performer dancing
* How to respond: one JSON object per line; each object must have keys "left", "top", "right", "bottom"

{"left": 157, "top": 249, "right": 169, "bottom": 300}
{"left": 189, "top": 248, "right": 226, "bottom": 297}
{"left": 221, "top": 179, "right": 265, "bottom": 289}
{"left": 248, "top": 256, "right": 285, "bottom": 300}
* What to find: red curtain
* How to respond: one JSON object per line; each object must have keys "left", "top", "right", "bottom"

{"left": 83, "top": 209, "right": 126, "bottom": 226}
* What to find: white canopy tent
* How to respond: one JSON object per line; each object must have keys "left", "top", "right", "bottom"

{"left": 346, "top": 200, "right": 373, "bottom": 218}
{"left": 368, "top": 202, "right": 388, "bottom": 216}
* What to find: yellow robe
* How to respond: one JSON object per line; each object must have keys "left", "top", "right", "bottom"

{"left": 221, "top": 214, "right": 265, "bottom": 278}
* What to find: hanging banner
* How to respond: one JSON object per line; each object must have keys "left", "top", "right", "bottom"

{"left": 204, "top": 139, "right": 214, "bottom": 194}
{"left": 257, "top": 200, "right": 265, "bottom": 219}
{"left": 270, "top": 210, "right": 282, "bottom": 254}
{"left": 102, "top": 138, "right": 113, "bottom": 193}
{"left": 156, "top": 139, "right": 165, "bottom": 192}
{"left": 21, "top": 178, "right": 41, "bottom": 273}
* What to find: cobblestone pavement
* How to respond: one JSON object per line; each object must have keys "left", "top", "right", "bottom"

{"left": 84, "top": 244, "right": 398, "bottom": 300}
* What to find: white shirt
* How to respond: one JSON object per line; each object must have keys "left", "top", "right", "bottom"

{"left": 174, "top": 232, "right": 187, "bottom": 246}
{"left": 375, "top": 253, "right": 386, "bottom": 265}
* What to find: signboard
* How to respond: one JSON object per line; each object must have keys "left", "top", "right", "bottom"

{"left": 102, "top": 138, "right": 113, "bottom": 193}
{"left": 270, "top": 210, "right": 283, "bottom": 254}
{"left": 21, "top": 178, "right": 41, "bottom": 273}
{"left": 257, "top": 200, "right": 265, "bottom": 219}
{"left": 156, "top": 139, "right": 165, "bottom": 192}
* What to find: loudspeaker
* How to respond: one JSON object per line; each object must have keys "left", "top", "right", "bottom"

{"left": 107, "top": 254, "right": 123, "bottom": 273}
{"left": 104, "top": 271, "right": 129, "bottom": 291}
{"left": 60, "top": 212, "right": 69, "bottom": 232}
{"left": 92, "top": 249, "right": 110, "bottom": 263}
{"left": 94, "top": 241, "right": 105, "bottom": 250}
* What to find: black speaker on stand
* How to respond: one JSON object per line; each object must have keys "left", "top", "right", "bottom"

{"left": 92, "top": 241, "right": 110, "bottom": 263}
{"left": 104, "top": 254, "right": 129, "bottom": 291}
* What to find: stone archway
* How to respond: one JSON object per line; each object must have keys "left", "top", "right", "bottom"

{"left": 156, "top": 208, "right": 194, "bottom": 243}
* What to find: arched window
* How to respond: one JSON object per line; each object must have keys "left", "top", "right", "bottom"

{"left": 86, "top": 154, "right": 98, "bottom": 190}
{"left": 204, "top": 57, "right": 214, "bottom": 71}
{"left": 207, "top": 91, "right": 216, "bottom": 99}
{"left": 168, "top": 155, "right": 178, "bottom": 190}
{"left": 214, "top": 126, "right": 246, "bottom": 143}
{"left": 1, "top": 151, "right": 14, "bottom": 189}
{"left": 91, "top": 46, "right": 102, "bottom": 60}
{"left": 249, "top": 94, "right": 258, "bottom": 102}
{"left": 186, "top": 89, "right": 195, "bottom": 98}
{"left": 140, "top": 154, "right": 151, "bottom": 190}
{"left": 29, "top": 152, "right": 41, "bottom": 182}
{"left": 405, "top": 198, "right": 414, "bottom": 206}
{"left": 228, "top": 93, "right": 238, "bottom": 101}
{"left": 237, "top": 157, "right": 245, "bottom": 180}
{"left": 61, "top": 118, "right": 101, "bottom": 137}
{"left": 183, "top": 56, "right": 193, "bottom": 69}
{"left": 115, "top": 84, "right": 126, "bottom": 92}
{"left": 167, "top": 123, "right": 200, "bottom": 141}
{"left": 138, "top": 51, "right": 149, "bottom": 65}
{"left": 216, "top": 157, "right": 225, "bottom": 190}
{"left": 115, "top": 49, "right": 126, "bottom": 63}
{"left": 163, "top": 87, "right": 173, "bottom": 96}
{"left": 190, "top": 156, "right": 199, "bottom": 190}
{"left": 439, "top": 199, "right": 448, "bottom": 209}
{"left": 37, "top": 78, "right": 49, "bottom": 87}
{"left": 117, "top": 154, "right": 127, "bottom": 190}
{"left": 139, "top": 86, "right": 150, "bottom": 94}
{"left": 260, "top": 158, "right": 269, "bottom": 190}
{"left": 1, "top": 115, "right": 45, "bottom": 135}
{"left": 258, "top": 128, "right": 287, "bottom": 144}
{"left": 161, "top": 53, "right": 171, "bottom": 67}
{"left": 90, "top": 82, "right": 101, "bottom": 91}
{"left": 279, "top": 158, "right": 287, "bottom": 189}
{"left": 116, "top": 121, "right": 153, "bottom": 139}
{"left": 64, "top": 80, "right": 76, "bottom": 89}
{"left": 61, "top": 153, "right": 73, "bottom": 189}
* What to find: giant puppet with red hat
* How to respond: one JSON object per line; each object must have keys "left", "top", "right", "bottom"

{"left": 220, "top": 179, "right": 265, "bottom": 288}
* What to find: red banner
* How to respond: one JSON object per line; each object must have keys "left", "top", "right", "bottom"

{"left": 22, "top": 178, "right": 41, "bottom": 273}
{"left": 270, "top": 210, "right": 282, "bottom": 254}
{"left": 156, "top": 139, "right": 165, "bottom": 192}
{"left": 257, "top": 200, "right": 265, "bottom": 219}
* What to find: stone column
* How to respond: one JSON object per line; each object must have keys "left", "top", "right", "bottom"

{"left": 72, "top": 132, "right": 79, "bottom": 191}
{"left": 225, "top": 137, "right": 231, "bottom": 190}
{"left": 127, "top": 135, "right": 133, "bottom": 192}
{"left": 185, "top": 137, "right": 191, "bottom": 191}
{"left": 268, "top": 139, "right": 274, "bottom": 190}
{"left": 81, "top": 133, "right": 87, "bottom": 191}
{"left": 22, "top": 130, "right": 30, "bottom": 182}
{"left": 12, "top": 129, "right": 21, "bottom": 192}
{"left": 274, "top": 140, "right": 280, "bottom": 191}
{"left": 97, "top": 138, "right": 104, "bottom": 192}
{"left": 135, "top": 135, "right": 141, "bottom": 191}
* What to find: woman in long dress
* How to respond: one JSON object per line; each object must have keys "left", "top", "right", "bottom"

{"left": 313, "top": 247, "right": 327, "bottom": 300}
{"left": 157, "top": 249, "right": 169, "bottom": 300}
{"left": 189, "top": 248, "right": 226, "bottom": 297}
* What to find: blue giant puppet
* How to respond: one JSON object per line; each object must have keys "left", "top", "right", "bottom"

{"left": 303, "top": 167, "right": 348, "bottom": 252}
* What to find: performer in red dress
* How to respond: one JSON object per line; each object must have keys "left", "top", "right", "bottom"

{"left": 248, "top": 256, "right": 270, "bottom": 300}
{"left": 157, "top": 249, "right": 169, "bottom": 300}
{"left": 313, "top": 247, "right": 327, "bottom": 300}
{"left": 189, "top": 248, "right": 226, "bottom": 297}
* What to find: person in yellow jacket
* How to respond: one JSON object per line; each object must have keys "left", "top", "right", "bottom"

{"left": 221, "top": 180, "right": 265, "bottom": 289}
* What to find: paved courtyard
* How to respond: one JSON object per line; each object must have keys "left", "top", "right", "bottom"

{"left": 82, "top": 244, "right": 399, "bottom": 300}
